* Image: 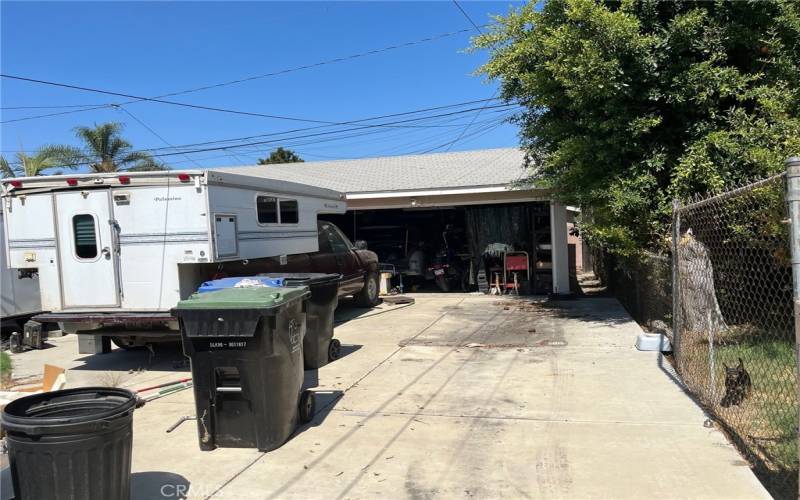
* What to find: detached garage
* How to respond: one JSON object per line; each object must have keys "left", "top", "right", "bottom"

{"left": 219, "top": 148, "right": 573, "bottom": 295}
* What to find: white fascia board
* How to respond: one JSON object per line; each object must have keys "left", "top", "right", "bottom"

{"left": 346, "top": 185, "right": 527, "bottom": 200}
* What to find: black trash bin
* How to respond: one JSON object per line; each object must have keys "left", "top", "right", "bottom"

{"left": 260, "top": 273, "right": 341, "bottom": 369}
{"left": 172, "top": 286, "right": 314, "bottom": 452}
{"left": 1, "top": 387, "right": 140, "bottom": 500}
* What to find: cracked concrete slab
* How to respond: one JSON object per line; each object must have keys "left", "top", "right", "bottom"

{"left": 4, "top": 294, "right": 771, "bottom": 499}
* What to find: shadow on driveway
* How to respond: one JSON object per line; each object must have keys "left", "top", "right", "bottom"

{"left": 132, "top": 471, "right": 191, "bottom": 500}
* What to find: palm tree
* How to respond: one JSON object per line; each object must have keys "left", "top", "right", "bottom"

{"left": 0, "top": 150, "right": 64, "bottom": 178}
{"left": 45, "top": 122, "right": 168, "bottom": 172}
{"left": 0, "top": 156, "right": 14, "bottom": 178}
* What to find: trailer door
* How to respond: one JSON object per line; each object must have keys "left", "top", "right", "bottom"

{"left": 55, "top": 190, "right": 120, "bottom": 308}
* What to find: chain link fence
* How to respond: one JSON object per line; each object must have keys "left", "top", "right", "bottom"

{"left": 673, "top": 172, "right": 798, "bottom": 499}
{"left": 593, "top": 250, "right": 672, "bottom": 334}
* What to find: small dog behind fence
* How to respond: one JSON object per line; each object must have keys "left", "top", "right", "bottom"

{"left": 720, "top": 357, "right": 752, "bottom": 408}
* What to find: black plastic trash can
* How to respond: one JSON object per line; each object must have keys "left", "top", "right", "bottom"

{"left": 261, "top": 273, "right": 341, "bottom": 369}
{"left": 172, "top": 286, "right": 315, "bottom": 452}
{"left": 1, "top": 387, "right": 140, "bottom": 500}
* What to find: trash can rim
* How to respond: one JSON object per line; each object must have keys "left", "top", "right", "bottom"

{"left": 1, "top": 387, "right": 137, "bottom": 434}
{"left": 172, "top": 287, "right": 310, "bottom": 312}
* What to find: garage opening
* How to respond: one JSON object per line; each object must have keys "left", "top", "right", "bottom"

{"left": 324, "top": 202, "right": 555, "bottom": 294}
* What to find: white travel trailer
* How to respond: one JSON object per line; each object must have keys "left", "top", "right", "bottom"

{"left": 1, "top": 170, "right": 346, "bottom": 347}
{"left": 1, "top": 207, "right": 43, "bottom": 330}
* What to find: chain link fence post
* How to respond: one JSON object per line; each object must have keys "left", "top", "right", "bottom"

{"left": 785, "top": 156, "right": 800, "bottom": 500}
{"left": 671, "top": 198, "right": 682, "bottom": 374}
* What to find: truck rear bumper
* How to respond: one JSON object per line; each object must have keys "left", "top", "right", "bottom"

{"left": 33, "top": 311, "right": 178, "bottom": 335}
{"left": 33, "top": 311, "right": 175, "bottom": 323}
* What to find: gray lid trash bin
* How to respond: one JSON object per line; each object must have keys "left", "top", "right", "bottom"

{"left": 171, "top": 286, "right": 315, "bottom": 452}
{"left": 259, "top": 273, "right": 341, "bottom": 369}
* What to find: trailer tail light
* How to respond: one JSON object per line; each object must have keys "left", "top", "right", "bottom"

{"left": 177, "top": 173, "right": 191, "bottom": 182}
{"left": 8, "top": 180, "right": 22, "bottom": 188}
{"left": 66, "top": 178, "right": 78, "bottom": 186}
{"left": 118, "top": 175, "right": 131, "bottom": 185}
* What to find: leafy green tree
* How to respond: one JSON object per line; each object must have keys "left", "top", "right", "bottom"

{"left": 257, "top": 147, "right": 304, "bottom": 165}
{"left": 46, "top": 122, "right": 167, "bottom": 172}
{"left": 0, "top": 149, "right": 65, "bottom": 178}
{"left": 475, "top": 0, "right": 800, "bottom": 256}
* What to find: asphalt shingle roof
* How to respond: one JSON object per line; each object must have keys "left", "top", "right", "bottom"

{"left": 215, "top": 147, "right": 528, "bottom": 195}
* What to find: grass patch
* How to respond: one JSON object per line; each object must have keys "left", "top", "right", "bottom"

{"left": 680, "top": 328, "right": 798, "bottom": 472}
{"left": 0, "top": 350, "right": 11, "bottom": 387}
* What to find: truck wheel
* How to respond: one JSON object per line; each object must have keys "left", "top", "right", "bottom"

{"left": 299, "top": 390, "right": 315, "bottom": 423}
{"left": 354, "top": 272, "right": 380, "bottom": 308}
{"left": 111, "top": 336, "right": 145, "bottom": 351}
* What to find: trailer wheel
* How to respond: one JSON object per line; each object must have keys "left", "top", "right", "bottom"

{"left": 299, "top": 390, "right": 315, "bottom": 423}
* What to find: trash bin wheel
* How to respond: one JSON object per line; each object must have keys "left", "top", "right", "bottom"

{"left": 299, "top": 390, "right": 315, "bottom": 424}
{"left": 328, "top": 338, "right": 342, "bottom": 361}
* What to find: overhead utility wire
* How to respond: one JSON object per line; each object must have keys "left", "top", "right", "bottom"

{"left": 46, "top": 102, "right": 519, "bottom": 169}
{"left": 1, "top": 103, "right": 107, "bottom": 110}
{"left": 0, "top": 74, "right": 496, "bottom": 132}
{"left": 1, "top": 26, "right": 485, "bottom": 122}
{"left": 452, "top": 0, "right": 484, "bottom": 34}
{"left": 115, "top": 106, "right": 205, "bottom": 168}
{"left": 437, "top": 1, "right": 502, "bottom": 153}
{"left": 0, "top": 97, "right": 511, "bottom": 155}
{"left": 141, "top": 104, "right": 518, "bottom": 156}
{"left": 0, "top": 74, "right": 394, "bottom": 126}
{"left": 99, "top": 97, "right": 511, "bottom": 154}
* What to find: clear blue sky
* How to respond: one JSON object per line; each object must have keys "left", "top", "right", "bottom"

{"left": 1, "top": 1, "right": 523, "bottom": 170}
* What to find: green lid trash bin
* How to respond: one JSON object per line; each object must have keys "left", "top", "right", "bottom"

{"left": 172, "top": 286, "right": 314, "bottom": 452}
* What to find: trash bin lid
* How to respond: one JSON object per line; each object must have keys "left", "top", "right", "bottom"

{"left": 258, "top": 273, "right": 341, "bottom": 287}
{"left": 197, "top": 276, "right": 285, "bottom": 293}
{"left": 175, "top": 285, "right": 309, "bottom": 310}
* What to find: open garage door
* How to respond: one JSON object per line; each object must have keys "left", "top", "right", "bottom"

{"left": 324, "top": 202, "right": 556, "bottom": 294}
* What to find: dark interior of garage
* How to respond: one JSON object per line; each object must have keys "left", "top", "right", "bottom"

{"left": 322, "top": 202, "right": 555, "bottom": 294}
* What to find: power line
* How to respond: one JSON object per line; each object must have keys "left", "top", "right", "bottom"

{"left": 143, "top": 103, "right": 518, "bottom": 156}
{"left": 443, "top": 1, "right": 493, "bottom": 153}
{"left": 1, "top": 26, "right": 484, "bottom": 123}
{"left": 0, "top": 97, "right": 511, "bottom": 155}
{"left": 134, "top": 98, "right": 510, "bottom": 153}
{"left": 452, "top": 1, "right": 484, "bottom": 34}
{"left": 0, "top": 103, "right": 106, "bottom": 110}
{"left": 0, "top": 74, "right": 369, "bottom": 125}
{"left": 116, "top": 106, "right": 204, "bottom": 168}
{"left": 0, "top": 74, "right": 501, "bottom": 133}
{"left": 46, "top": 102, "right": 520, "bottom": 168}
{"left": 419, "top": 107, "right": 510, "bottom": 154}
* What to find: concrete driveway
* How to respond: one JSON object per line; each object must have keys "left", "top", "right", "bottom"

{"left": 5, "top": 294, "right": 770, "bottom": 499}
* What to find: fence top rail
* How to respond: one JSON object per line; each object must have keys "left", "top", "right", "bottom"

{"left": 676, "top": 172, "right": 786, "bottom": 212}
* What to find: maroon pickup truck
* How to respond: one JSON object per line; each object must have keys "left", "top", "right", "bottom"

{"left": 214, "top": 220, "right": 380, "bottom": 306}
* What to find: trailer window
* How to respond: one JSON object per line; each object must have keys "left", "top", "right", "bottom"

{"left": 73, "top": 214, "right": 98, "bottom": 259}
{"left": 279, "top": 199, "right": 298, "bottom": 224}
{"left": 257, "top": 196, "right": 278, "bottom": 223}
